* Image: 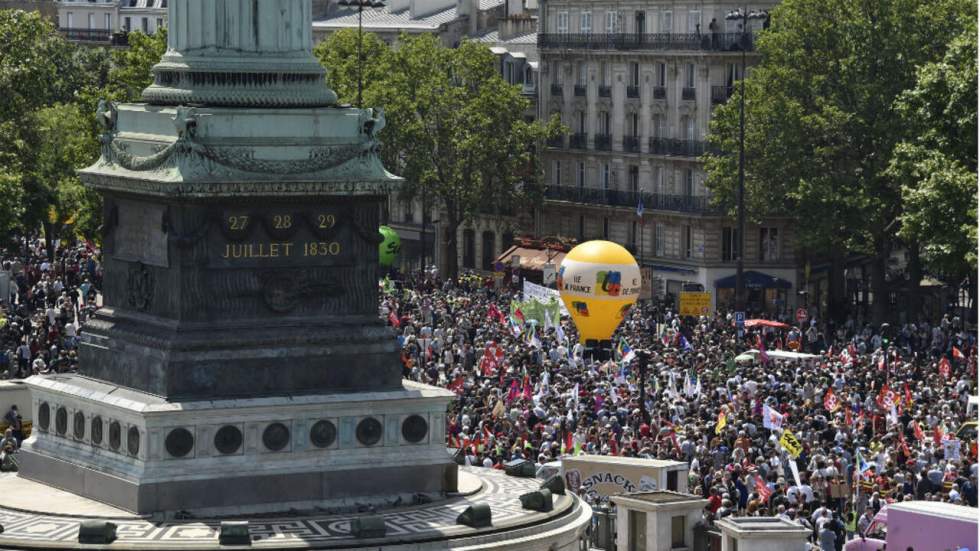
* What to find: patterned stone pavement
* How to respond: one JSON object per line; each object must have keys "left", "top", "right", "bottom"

{"left": 0, "top": 467, "right": 577, "bottom": 549}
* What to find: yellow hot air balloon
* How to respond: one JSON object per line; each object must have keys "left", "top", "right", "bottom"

{"left": 557, "top": 240, "right": 641, "bottom": 344}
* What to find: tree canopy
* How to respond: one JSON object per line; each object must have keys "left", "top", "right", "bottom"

{"left": 316, "top": 32, "right": 562, "bottom": 277}
{"left": 703, "top": 0, "right": 977, "bottom": 321}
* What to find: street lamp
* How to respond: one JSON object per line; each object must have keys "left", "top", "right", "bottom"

{"left": 724, "top": 7, "right": 767, "bottom": 316}
{"left": 336, "top": 0, "right": 386, "bottom": 108}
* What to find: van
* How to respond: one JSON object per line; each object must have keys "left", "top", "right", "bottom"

{"left": 844, "top": 501, "right": 977, "bottom": 551}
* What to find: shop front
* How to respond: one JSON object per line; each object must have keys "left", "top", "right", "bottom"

{"left": 714, "top": 270, "right": 793, "bottom": 315}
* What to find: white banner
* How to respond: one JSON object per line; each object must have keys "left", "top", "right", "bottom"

{"left": 523, "top": 281, "right": 569, "bottom": 316}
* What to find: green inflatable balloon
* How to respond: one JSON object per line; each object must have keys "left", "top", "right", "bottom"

{"left": 379, "top": 226, "right": 401, "bottom": 267}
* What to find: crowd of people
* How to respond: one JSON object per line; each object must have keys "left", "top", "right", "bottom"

{"left": 0, "top": 237, "right": 101, "bottom": 383}
{"left": 381, "top": 270, "right": 977, "bottom": 550}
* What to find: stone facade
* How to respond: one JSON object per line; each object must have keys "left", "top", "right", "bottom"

{"left": 536, "top": 0, "right": 799, "bottom": 314}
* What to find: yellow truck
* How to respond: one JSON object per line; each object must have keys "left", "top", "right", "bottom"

{"left": 561, "top": 455, "right": 689, "bottom": 502}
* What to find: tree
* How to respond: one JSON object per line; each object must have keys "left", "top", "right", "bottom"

{"left": 316, "top": 33, "right": 562, "bottom": 277}
{"left": 313, "top": 28, "right": 390, "bottom": 107}
{"left": 703, "top": 0, "right": 976, "bottom": 322}
{"left": 101, "top": 29, "right": 167, "bottom": 103}
{"left": 890, "top": 26, "right": 977, "bottom": 310}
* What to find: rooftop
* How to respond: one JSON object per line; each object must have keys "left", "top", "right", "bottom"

{"left": 617, "top": 491, "right": 703, "bottom": 505}
{"left": 473, "top": 29, "right": 537, "bottom": 45}
{"left": 313, "top": 5, "right": 459, "bottom": 32}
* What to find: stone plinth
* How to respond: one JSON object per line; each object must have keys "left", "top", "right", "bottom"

{"left": 20, "top": 376, "right": 455, "bottom": 515}
{"left": 611, "top": 491, "right": 707, "bottom": 551}
{"left": 715, "top": 516, "right": 811, "bottom": 551}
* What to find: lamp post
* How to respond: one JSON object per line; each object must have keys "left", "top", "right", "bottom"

{"left": 337, "top": 0, "right": 386, "bottom": 108}
{"left": 724, "top": 7, "right": 767, "bottom": 315}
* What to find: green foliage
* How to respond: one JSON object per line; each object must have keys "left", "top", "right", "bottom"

{"left": 0, "top": 171, "right": 26, "bottom": 243}
{"left": 102, "top": 29, "right": 167, "bottom": 103}
{"left": 703, "top": 0, "right": 977, "bottom": 315}
{"left": 313, "top": 28, "right": 390, "bottom": 106}
{"left": 317, "top": 32, "right": 563, "bottom": 276}
{"left": 891, "top": 26, "right": 978, "bottom": 279}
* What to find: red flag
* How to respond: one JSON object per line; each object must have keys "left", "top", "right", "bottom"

{"left": 904, "top": 383, "right": 914, "bottom": 408}
{"left": 388, "top": 311, "right": 401, "bottom": 328}
{"left": 952, "top": 347, "right": 965, "bottom": 361}
{"left": 938, "top": 357, "right": 951, "bottom": 379}
{"left": 565, "top": 431, "right": 574, "bottom": 455}
{"left": 912, "top": 421, "right": 925, "bottom": 442}
{"left": 824, "top": 388, "right": 840, "bottom": 412}
{"left": 521, "top": 374, "right": 532, "bottom": 400}
{"left": 448, "top": 375, "right": 465, "bottom": 395}
{"left": 488, "top": 304, "right": 505, "bottom": 324}
{"left": 755, "top": 474, "right": 773, "bottom": 503}
{"left": 933, "top": 424, "right": 945, "bottom": 446}
{"left": 898, "top": 431, "right": 911, "bottom": 458}
{"left": 506, "top": 379, "right": 519, "bottom": 403}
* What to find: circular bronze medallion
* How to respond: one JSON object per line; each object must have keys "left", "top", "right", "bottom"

{"left": 55, "top": 407, "right": 68, "bottom": 436}
{"left": 127, "top": 426, "right": 140, "bottom": 456}
{"left": 310, "top": 420, "right": 337, "bottom": 448}
{"left": 214, "top": 425, "right": 243, "bottom": 455}
{"left": 91, "top": 416, "right": 103, "bottom": 445}
{"left": 37, "top": 403, "right": 50, "bottom": 431}
{"left": 73, "top": 411, "right": 85, "bottom": 439}
{"left": 401, "top": 415, "right": 428, "bottom": 443}
{"left": 165, "top": 428, "right": 194, "bottom": 458}
{"left": 109, "top": 421, "right": 121, "bottom": 450}
{"left": 356, "top": 417, "right": 383, "bottom": 447}
{"left": 263, "top": 422, "right": 290, "bottom": 451}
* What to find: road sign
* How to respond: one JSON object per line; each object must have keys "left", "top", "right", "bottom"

{"left": 796, "top": 308, "right": 808, "bottom": 323}
{"left": 779, "top": 430, "right": 803, "bottom": 459}
{"left": 679, "top": 292, "right": 711, "bottom": 317}
{"left": 734, "top": 311, "right": 745, "bottom": 324}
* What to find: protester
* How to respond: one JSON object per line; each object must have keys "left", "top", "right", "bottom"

{"left": 381, "top": 269, "right": 978, "bottom": 546}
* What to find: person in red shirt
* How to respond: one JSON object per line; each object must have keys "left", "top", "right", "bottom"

{"left": 707, "top": 487, "right": 722, "bottom": 513}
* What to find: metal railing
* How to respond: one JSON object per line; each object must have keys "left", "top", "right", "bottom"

{"left": 711, "top": 85, "right": 734, "bottom": 104}
{"left": 652, "top": 86, "right": 667, "bottom": 99}
{"left": 598, "top": 85, "right": 612, "bottom": 98}
{"left": 59, "top": 27, "right": 131, "bottom": 45}
{"left": 569, "top": 133, "right": 587, "bottom": 149}
{"left": 573, "top": 84, "right": 587, "bottom": 96}
{"left": 594, "top": 134, "right": 612, "bottom": 150}
{"left": 546, "top": 135, "right": 564, "bottom": 148}
{"left": 551, "top": 83, "right": 563, "bottom": 96}
{"left": 626, "top": 85, "right": 640, "bottom": 98}
{"left": 623, "top": 135, "right": 640, "bottom": 152}
{"left": 682, "top": 87, "right": 697, "bottom": 101}
{"left": 544, "top": 186, "right": 718, "bottom": 213}
{"left": 649, "top": 138, "right": 715, "bottom": 157}
{"left": 539, "top": 32, "right": 755, "bottom": 52}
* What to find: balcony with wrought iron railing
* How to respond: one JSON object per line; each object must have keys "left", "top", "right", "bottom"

{"left": 569, "top": 133, "right": 587, "bottom": 149}
{"left": 623, "top": 135, "right": 641, "bottom": 152}
{"left": 544, "top": 186, "right": 718, "bottom": 213}
{"left": 546, "top": 135, "right": 564, "bottom": 148}
{"left": 648, "top": 138, "right": 718, "bottom": 157}
{"left": 594, "top": 134, "right": 612, "bottom": 151}
{"left": 59, "top": 28, "right": 129, "bottom": 46}
{"left": 574, "top": 84, "right": 587, "bottom": 97}
{"left": 551, "top": 83, "right": 563, "bottom": 96}
{"left": 711, "top": 85, "right": 734, "bottom": 104}
{"left": 598, "top": 85, "right": 612, "bottom": 98}
{"left": 652, "top": 86, "right": 667, "bottom": 100}
{"left": 626, "top": 85, "right": 640, "bottom": 98}
{"left": 682, "top": 87, "right": 696, "bottom": 101}
{"left": 538, "top": 32, "right": 755, "bottom": 52}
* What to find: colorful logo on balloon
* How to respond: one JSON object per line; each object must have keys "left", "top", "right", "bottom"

{"left": 572, "top": 301, "right": 590, "bottom": 317}
{"left": 596, "top": 271, "right": 622, "bottom": 297}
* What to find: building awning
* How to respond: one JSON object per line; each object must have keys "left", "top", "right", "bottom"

{"left": 494, "top": 245, "right": 566, "bottom": 272}
{"left": 714, "top": 270, "right": 792, "bottom": 289}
